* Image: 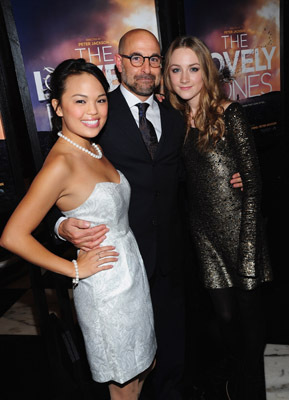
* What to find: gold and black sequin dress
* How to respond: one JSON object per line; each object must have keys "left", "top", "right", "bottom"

{"left": 182, "top": 102, "right": 272, "bottom": 290}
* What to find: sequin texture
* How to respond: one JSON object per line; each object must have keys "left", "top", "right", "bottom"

{"left": 182, "top": 102, "right": 272, "bottom": 290}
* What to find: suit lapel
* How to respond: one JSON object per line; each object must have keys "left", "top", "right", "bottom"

{"left": 109, "top": 88, "right": 152, "bottom": 159}
{"left": 107, "top": 87, "right": 182, "bottom": 161}
{"left": 153, "top": 101, "right": 176, "bottom": 160}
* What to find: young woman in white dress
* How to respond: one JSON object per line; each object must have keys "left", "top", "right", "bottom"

{"left": 0, "top": 58, "right": 156, "bottom": 400}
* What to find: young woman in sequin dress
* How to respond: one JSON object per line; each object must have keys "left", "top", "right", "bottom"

{"left": 163, "top": 36, "right": 272, "bottom": 400}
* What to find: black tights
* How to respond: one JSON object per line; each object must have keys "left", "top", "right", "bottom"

{"left": 208, "top": 287, "right": 266, "bottom": 383}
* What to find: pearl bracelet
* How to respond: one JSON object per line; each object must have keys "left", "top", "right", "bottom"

{"left": 72, "top": 259, "right": 79, "bottom": 288}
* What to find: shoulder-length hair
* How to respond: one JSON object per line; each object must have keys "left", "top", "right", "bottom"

{"left": 163, "top": 36, "right": 228, "bottom": 152}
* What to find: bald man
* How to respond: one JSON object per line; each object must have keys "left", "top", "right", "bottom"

{"left": 54, "top": 29, "right": 242, "bottom": 399}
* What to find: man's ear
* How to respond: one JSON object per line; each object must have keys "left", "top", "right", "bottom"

{"left": 51, "top": 99, "right": 63, "bottom": 117}
{"left": 114, "top": 54, "right": 123, "bottom": 74}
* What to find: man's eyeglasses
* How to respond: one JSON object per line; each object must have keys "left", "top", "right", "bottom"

{"left": 120, "top": 54, "right": 163, "bottom": 68}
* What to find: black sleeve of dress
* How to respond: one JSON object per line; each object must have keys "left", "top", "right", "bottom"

{"left": 227, "top": 102, "right": 262, "bottom": 278}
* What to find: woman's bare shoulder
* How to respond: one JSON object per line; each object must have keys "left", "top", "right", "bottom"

{"left": 39, "top": 144, "right": 73, "bottom": 186}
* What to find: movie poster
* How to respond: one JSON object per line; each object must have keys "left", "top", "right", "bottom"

{"left": 184, "top": 0, "right": 280, "bottom": 135}
{"left": 10, "top": 0, "right": 159, "bottom": 132}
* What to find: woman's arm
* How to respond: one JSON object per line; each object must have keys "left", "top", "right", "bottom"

{"left": 0, "top": 156, "right": 118, "bottom": 278}
{"left": 229, "top": 103, "right": 262, "bottom": 278}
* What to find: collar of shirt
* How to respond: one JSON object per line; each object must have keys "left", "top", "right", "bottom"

{"left": 120, "top": 84, "right": 162, "bottom": 140}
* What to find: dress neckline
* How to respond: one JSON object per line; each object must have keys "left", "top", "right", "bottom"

{"left": 62, "top": 170, "right": 123, "bottom": 214}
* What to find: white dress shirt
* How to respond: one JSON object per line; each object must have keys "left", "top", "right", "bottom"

{"left": 120, "top": 84, "right": 162, "bottom": 141}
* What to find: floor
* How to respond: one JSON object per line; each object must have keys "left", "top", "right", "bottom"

{"left": 1, "top": 255, "right": 289, "bottom": 400}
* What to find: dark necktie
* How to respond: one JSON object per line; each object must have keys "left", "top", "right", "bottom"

{"left": 136, "top": 103, "right": 158, "bottom": 159}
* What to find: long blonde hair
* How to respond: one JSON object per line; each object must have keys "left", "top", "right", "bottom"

{"left": 163, "top": 36, "right": 228, "bottom": 152}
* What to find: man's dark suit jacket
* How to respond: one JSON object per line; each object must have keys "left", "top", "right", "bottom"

{"left": 98, "top": 86, "right": 186, "bottom": 279}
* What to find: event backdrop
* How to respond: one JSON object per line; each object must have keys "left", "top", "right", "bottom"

{"left": 184, "top": 0, "right": 280, "bottom": 135}
{"left": 10, "top": 0, "right": 159, "bottom": 132}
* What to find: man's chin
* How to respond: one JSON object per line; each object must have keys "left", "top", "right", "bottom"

{"left": 134, "top": 85, "right": 155, "bottom": 97}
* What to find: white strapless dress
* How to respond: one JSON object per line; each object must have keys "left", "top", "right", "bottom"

{"left": 63, "top": 171, "right": 156, "bottom": 384}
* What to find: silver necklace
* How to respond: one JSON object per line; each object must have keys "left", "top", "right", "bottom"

{"left": 57, "top": 131, "right": 102, "bottom": 159}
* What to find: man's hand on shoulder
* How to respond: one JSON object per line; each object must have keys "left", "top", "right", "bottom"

{"left": 155, "top": 93, "right": 165, "bottom": 103}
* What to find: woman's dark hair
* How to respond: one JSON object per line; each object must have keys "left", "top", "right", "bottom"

{"left": 49, "top": 58, "right": 109, "bottom": 132}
